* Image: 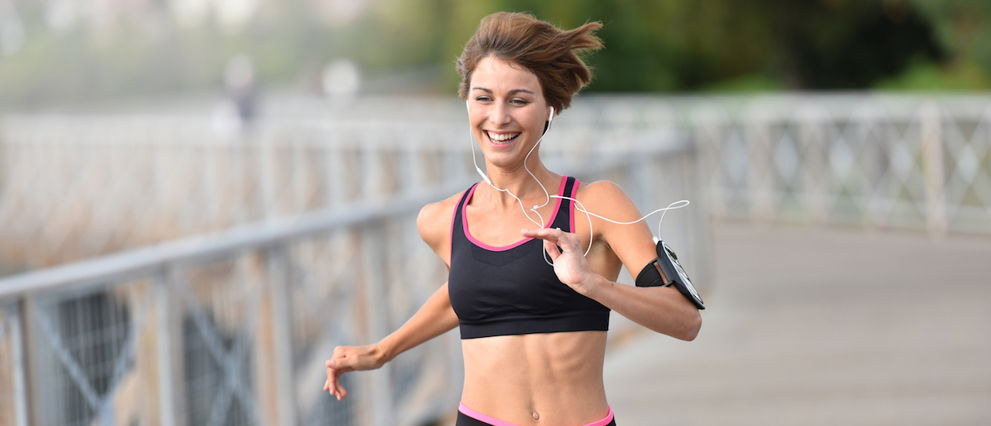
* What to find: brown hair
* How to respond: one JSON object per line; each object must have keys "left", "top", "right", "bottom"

{"left": 457, "top": 12, "right": 603, "bottom": 113}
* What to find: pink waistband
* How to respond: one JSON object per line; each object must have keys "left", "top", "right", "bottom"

{"left": 459, "top": 402, "right": 614, "bottom": 426}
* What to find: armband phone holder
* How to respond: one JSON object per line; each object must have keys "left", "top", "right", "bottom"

{"left": 635, "top": 240, "right": 705, "bottom": 310}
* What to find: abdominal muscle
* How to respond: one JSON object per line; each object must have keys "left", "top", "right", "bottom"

{"left": 461, "top": 330, "right": 610, "bottom": 426}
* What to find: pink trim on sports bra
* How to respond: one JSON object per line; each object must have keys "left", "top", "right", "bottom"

{"left": 569, "top": 178, "right": 580, "bottom": 242}
{"left": 458, "top": 403, "right": 614, "bottom": 426}
{"left": 462, "top": 176, "right": 568, "bottom": 251}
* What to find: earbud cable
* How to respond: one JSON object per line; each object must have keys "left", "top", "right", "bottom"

{"left": 466, "top": 103, "right": 688, "bottom": 266}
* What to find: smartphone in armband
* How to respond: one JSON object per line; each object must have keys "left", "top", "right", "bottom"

{"left": 635, "top": 240, "right": 705, "bottom": 310}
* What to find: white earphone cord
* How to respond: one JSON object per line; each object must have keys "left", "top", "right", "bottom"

{"left": 466, "top": 101, "right": 689, "bottom": 264}
{"left": 468, "top": 103, "right": 552, "bottom": 230}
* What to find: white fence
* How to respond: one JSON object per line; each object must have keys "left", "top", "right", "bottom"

{"left": 688, "top": 94, "right": 991, "bottom": 235}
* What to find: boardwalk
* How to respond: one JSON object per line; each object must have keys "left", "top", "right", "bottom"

{"left": 604, "top": 222, "right": 991, "bottom": 426}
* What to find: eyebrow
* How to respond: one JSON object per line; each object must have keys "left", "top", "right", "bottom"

{"left": 471, "top": 87, "right": 536, "bottom": 96}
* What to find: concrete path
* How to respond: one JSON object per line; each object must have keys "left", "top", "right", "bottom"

{"left": 604, "top": 222, "right": 991, "bottom": 425}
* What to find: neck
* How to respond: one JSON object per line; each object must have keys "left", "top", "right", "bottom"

{"left": 480, "top": 161, "right": 559, "bottom": 208}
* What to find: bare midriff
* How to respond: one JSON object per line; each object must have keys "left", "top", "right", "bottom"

{"left": 461, "top": 330, "right": 610, "bottom": 426}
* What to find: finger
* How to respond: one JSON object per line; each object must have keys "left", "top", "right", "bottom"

{"left": 543, "top": 238, "right": 561, "bottom": 259}
{"left": 326, "top": 369, "right": 344, "bottom": 398}
{"left": 521, "top": 227, "right": 565, "bottom": 242}
{"left": 334, "top": 369, "right": 348, "bottom": 400}
{"left": 325, "top": 368, "right": 336, "bottom": 394}
{"left": 536, "top": 228, "right": 582, "bottom": 253}
{"left": 563, "top": 233, "right": 585, "bottom": 254}
{"left": 330, "top": 353, "right": 354, "bottom": 370}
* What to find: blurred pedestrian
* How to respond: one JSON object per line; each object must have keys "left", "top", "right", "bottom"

{"left": 213, "top": 54, "right": 257, "bottom": 139}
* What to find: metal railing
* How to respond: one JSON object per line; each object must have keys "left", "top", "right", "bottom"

{"left": 0, "top": 184, "right": 468, "bottom": 426}
{"left": 5, "top": 94, "right": 986, "bottom": 276}
{"left": 687, "top": 94, "right": 991, "bottom": 235}
{"left": 4, "top": 92, "right": 987, "bottom": 426}
{"left": 0, "top": 116, "right": 475, "bottom": 270}
{"left": 0, "top": 123, "right": 701, "bottom": 426}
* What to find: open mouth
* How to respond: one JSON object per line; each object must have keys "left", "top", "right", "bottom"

{"left": 486, "top": 131, "right": 521, "bottom": 144}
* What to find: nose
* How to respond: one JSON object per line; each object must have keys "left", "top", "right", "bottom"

{"left": 488, "top": 103, "right": 511, "bottom": 126}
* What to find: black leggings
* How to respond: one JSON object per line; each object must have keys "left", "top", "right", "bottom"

{"left": 456, "top": 410, "right": 617, "bottom": 426}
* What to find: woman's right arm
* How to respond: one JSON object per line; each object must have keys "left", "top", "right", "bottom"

{"left": 324, "top": 196, "right": 460, "bottom": 400}
{"left": 324, "top": 282, "right": 458, "bottom": 400}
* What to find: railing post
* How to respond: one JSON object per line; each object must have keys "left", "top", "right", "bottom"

{"left": 268, "top": 246, "right": 299, "bottom": 426}
{"left": 802, "top": 108, "right": 828, "bottom": 225}
{"left": 362, "top": 142, "right": 383, "bottom": 199}
{"left": 260, "top": 135, "right": 277, "bottom": 219}
{"left": 693, "top": 108, "right": 727, "bottom": 218}
{"left": 11, "top": 302, "right": 29, "bottom": 426}
{"left": 683, "top": 141, "right": 712, "bottom": 290}
{"left": 326, "top": 143, "right": 346, "bottom": 206}
{"left": 291, "top": 137, "right": 307, "bottom": 212}
{"left": 155, "top": 269, "right": 179, "bottom": 426}
{"left": 19, "top": 295, "right": 41, "bottom": 426}
{"left": 747, "top": 110, "right": 774, "bottom": 222}
{"left": 921, "top": 102, "right": 947, "bottom": 237}
{"left": 362, "top": 222, "right": 394, "bottom": 426}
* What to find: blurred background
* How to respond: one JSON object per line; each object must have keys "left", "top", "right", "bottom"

{"left": 0, "top": 0, "right": 989, "bottom": 425}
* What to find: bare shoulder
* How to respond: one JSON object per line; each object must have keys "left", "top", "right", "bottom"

{"left": 577, "top": 180, "right": 625, "bottom": 198}
{"left": 417, "top": 190, "right": 466, "bottom": 263}
{"left": 575, "top": 180, "right": 642, "bottom": 221}
{"left": 575, "top": 179, "right": 656, "bottom": 276}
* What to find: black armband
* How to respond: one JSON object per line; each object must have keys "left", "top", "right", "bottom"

{"left": 635, "top": 241, "right": 705, "bottom": 310}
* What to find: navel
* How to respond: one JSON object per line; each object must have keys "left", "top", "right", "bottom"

{"left": 531, "top": 410, "right": 540, "bottom": 421}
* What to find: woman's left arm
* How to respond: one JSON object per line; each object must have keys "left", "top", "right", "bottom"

{"left": 521, "top": 181, "right": 702, "bottom": 341}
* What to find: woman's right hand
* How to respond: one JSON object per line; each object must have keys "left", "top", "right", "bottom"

{"left": 321, "top": 281, "right": 458, "bottom": 401}
{"left": 323, "top": 343, "right": 387, "bottom": 400}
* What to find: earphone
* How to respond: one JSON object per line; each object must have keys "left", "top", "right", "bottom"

{"left": 465, "top": 99, "right": 688, "bottom": 264}
{"left": 468, "top": 100, "right": 553, "bottom": 187}
{"left": 467, "top": 100, "right": 554, "bottom": 229}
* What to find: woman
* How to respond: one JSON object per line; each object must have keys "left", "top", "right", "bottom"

{"left": 325, "top": 12, "right": 702, "bottom": 426}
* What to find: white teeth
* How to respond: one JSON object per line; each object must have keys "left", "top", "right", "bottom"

{"left": 487, "top": 131, "right": 520, "bottom": 142}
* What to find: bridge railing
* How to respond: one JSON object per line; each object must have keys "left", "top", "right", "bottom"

{"left": 4, "top": 94, "right": 986, "bottom": 276}
{"left": 0, "top": 124, "right": 701, "bottom": 426}
{"left": 3, "top": 92, "right": 987, "bottom": 426}
{"left": 686, "top": 94, "right": 991, "bottom": 236}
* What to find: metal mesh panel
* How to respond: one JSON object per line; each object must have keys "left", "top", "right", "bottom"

{"left": 378, "top": 214, "right": 459, "bottom": 422}
{"left": 31, "top": 281, "right": 152, "bottom": 426}
{"left": 177, "top": 255, "right": 263, "bottom": 426}
{"left": 286, "top": 229, "right": 364, "bottom": 426}
{"left": 300, "top": 373, "right": 359, "bottom": 426}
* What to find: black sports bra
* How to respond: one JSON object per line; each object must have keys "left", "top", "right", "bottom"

{"left": 448, "top": 176, "right": 610, "bottom": 339}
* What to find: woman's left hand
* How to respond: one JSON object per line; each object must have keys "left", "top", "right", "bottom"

{"left": 521, "top": 228, "right": 594, "bottom": 294}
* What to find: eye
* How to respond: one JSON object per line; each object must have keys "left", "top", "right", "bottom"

{"left": 510, "top": 98, "right": 530, "bottom": 106}
{"left": 474, "top": 96, "right": 492, "bottom": 102}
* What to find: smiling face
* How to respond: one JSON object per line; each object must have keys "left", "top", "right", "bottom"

{"left": 467, "top": 56, "right": 552, "bottom": 171}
